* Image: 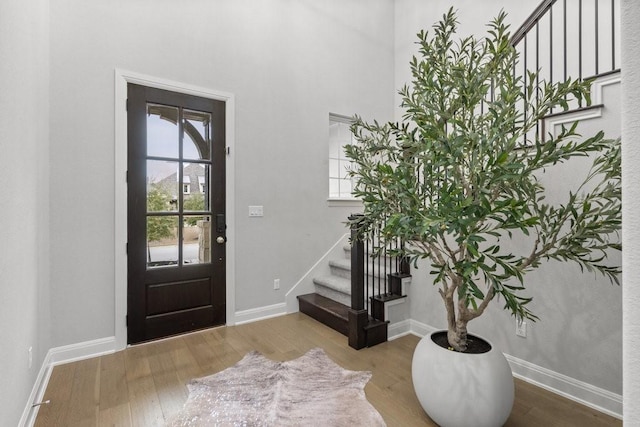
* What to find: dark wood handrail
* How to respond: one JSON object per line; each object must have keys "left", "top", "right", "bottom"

{"left": 511, "top": 0, "right": 557, "bottom": 45}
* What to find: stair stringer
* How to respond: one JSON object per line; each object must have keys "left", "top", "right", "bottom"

{"left": 543, "top": 71, "right": 621, "bottom": 137}
{"left": 285, "top": 233, "right": 350, "bottom": 313}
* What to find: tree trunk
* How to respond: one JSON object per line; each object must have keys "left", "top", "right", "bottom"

{"left": 443, "top": 287, "right": 470, "bottom": 352}
{"left": 447, "top": 319, "right": 469, "bottom": 352}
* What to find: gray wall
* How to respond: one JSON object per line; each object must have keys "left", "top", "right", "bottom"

{"left": 0, "top": 0, "right": 50, "bottom": 424}
{"left": 394, "top": 0, "right": 622, "bottom": 395}
{"left": 48, "top": 0, "right": 395, "bottom": 346}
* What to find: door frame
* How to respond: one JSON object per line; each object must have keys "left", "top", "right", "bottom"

{"left": 114, "top": 69, "right": 236, "bottom": 350}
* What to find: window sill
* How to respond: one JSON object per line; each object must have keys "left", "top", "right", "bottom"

{"left": 327, "top": 198, "right": 363, "bottom": 208}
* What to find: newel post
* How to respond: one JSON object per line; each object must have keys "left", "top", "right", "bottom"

{"left": 348, "top": 214, "right": 368, "bottom": 349}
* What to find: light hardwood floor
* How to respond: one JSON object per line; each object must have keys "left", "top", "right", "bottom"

{"left": 34, "top": 312, "right": 621, "bottom": 426}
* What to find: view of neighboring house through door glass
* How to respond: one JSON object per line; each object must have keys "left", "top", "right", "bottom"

{"left": 145, "top": 105, "right": 212, "bottom": 267}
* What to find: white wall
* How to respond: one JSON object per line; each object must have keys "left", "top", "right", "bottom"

{"left": 621, "top": 0, "right": 640, "bottom": 421}
{"left": 48, "top": 0, "right": 395, "bottom": 346}
{"left": 394, "top": 0, "right": 623, "bottom": 398}
{"left": 394, "top": 0, "right": 533, "bottom": 120}
{"left": 0, "top": 0, "right": 50, "bottom": 424}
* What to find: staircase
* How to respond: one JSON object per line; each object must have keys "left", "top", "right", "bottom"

{"left": 298, "top": 218, "right": 410, "bottom": 349}
{"left": 297, "top": 0, "right": 620, "bottom": 351}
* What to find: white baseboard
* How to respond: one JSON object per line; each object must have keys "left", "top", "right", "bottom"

{"left": 407, "top": 319, "right": 437, "bottom": 338}
{"left": 388, "top": 320, "right": 412, "bottom": 339}
{"left": 234, "top": 303, "right": 287, "bottom": 325}
{"left": 19, "top": 356, "right": 53, "bottom": 427}
{"left": 405, "top": 320, "right": 622, "bottom": 419}
{"left": 506, "top": 354, "right": 623, "bottom": 419}
{"left": 19, "top": 336, "right": 117, "bottom": 427}
{"left": 47, "top": 336, "right": 116, "bottom": 366}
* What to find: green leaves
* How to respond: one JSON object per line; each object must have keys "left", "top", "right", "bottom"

{"left": 146, "top": 185, "right": 176, "bottom": 244}
{"left": 345, "top": 9, "right": 621, "bottom": 330}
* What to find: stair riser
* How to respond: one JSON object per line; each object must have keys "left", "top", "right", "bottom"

{"left": 297, "top": 294, "right": 348, "bottom": 336}
{"left": 316, "top": 286, "right": 351, "bottom": 306}
{"left": 314, "top": 284, "right": 389, "bottom": 308}
{"left": 330, "top": 263, "right": 396, "bottom": 281}
{"left": 313, "top": 275, "right": 396, "bottom": 298}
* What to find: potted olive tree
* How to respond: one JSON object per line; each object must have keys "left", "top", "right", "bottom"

{"left": 346, "top": 8, "right": 621, "bottom": 426}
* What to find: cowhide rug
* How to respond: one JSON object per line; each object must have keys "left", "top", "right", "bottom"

{"left": 166, "top": 347, "right": 386, "bottom": 426}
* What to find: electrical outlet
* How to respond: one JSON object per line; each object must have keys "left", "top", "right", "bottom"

{"left": 516, "top": 319, "right": 527, "bottom": 338}
{"left": 274, "top": 279, "right": 280, "bottom": 290}
{"left": 28, "top": 346, "right": 33, "bottom": 369}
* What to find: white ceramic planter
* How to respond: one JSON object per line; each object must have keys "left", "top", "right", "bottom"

{"left": 411, "top": 331, "right": 514, "bottom": 427}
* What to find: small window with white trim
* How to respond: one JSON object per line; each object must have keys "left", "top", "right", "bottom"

{"left": 329, "top": 114, "right": 358, "bottom": 200}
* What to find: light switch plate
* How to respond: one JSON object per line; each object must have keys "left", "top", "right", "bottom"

{"left": 249, "top": 205, "right": 264, "bottom": 217}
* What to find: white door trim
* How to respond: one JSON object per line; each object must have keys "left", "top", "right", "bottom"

{"left": 114, "top": 69, "right": 236, "bottom": 350}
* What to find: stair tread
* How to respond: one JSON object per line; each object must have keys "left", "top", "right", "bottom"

{"left": 314, "top": 274, "right": 405, "bottom": 299}
{"left": 372, "top": 293, "right": 407, "bottom": 303}
{"left": 329, "top": 258, "right": 351, "bottom": 268}
{"left": 297, "top": 293, "right": 349, "bottom": 320}
{"left": 329, "top": 258, "right": 399, "bottom": 278}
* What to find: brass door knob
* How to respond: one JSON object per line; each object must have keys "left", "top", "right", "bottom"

{"left": 216, "top": 236, "right": 226, "bottom": 244}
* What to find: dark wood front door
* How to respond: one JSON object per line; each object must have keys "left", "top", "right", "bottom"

{"left": 127, "top": 84, "right": 226, "bottom": 344}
